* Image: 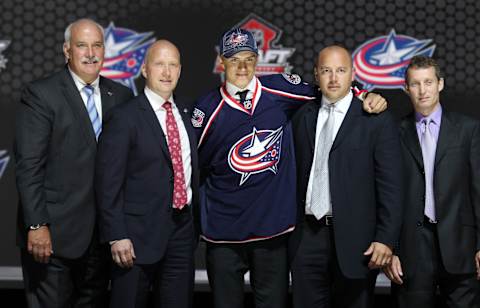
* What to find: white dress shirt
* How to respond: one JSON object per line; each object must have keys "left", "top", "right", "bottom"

{"left": 68, "top": 68, "right": 102, "bottom": 121}
{"left": 305, "top": 90, "right": 353, "bottom": 216}
{"left": 144, "top": 87, "right": 193, "bottom": 206}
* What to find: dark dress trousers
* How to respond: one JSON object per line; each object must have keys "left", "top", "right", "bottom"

{"left": 394, "top": 109, "right": 480, "bottom": 308}
{"left": 95, "top": 93, "right": 199, "bottom": 308}
{"left": 289, "top": 94, "right": 403, "bottom": 308}
{"left": 15, "top": 67, "right": 133, "bottom": 308}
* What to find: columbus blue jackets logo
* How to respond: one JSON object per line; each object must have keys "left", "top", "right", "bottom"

{"left": 228, "top": 127, "right": 283, "bottom": 185}
{"left": 353, "top": 29, "right": 436, "bottom": 91}
{"left": 214, "top": 13, "right": 294, "bottom": 80}
{"left": 101, "top": 22, "right": 156, "bottom": 95}
{"left": 0, "top": 40, "right": 10, "bottom": 72}
{"left": 0, "top": 150, "right": 10, "bottom": 180}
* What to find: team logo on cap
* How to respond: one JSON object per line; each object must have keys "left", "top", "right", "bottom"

{"left": 0, "top": 150, "right": 10, "bottom": 180}
{"left": 101, "top": 22, "right": 156, "bottom": 95}
{"left": 225, "top": 32, "right": 249, "bottom": 49}
{"left": 353, "top": 29, "right": 435, "bottom": 91}
{"left": 0, "top": 40, "right": 10, "bottom": 72}
{"left": 214, "top": 13, "right": 295, "bottom": 80}
{"left": 228, "top": 127, "right": 283, "bottom": 186}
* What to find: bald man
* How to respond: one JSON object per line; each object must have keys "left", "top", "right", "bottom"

{"left": 289, "top": 45, "right": 403, "bottom": 308}
{"left": 15, "top": 18, "right": 133, "bottom": 308}
{"left": 96, "top": 40, "right": 199, "bottom": 308}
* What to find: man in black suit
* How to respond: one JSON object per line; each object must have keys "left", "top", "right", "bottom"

{"left": 290, "top": 45, "right": 403, "bottom": 308}
{"left": 15, "top": 18, "right": 133, "bottom": 307}
{"left": 383, "top": 56, "right": 480, "bottom": 307}
{"left": 95, "top": 40, "right": 199, "bottom": 308}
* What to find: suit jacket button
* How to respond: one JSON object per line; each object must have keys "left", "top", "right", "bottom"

{"left": 416, "top": 221, "right": 423, "bottom": 227}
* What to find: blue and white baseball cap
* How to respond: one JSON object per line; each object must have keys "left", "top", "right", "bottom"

{"left": 219, "top": 28, "right": 258, "bottom": 58}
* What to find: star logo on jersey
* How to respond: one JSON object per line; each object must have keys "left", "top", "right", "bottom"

{"left": 214, "top": 13, "right": 295, "bottom": 80}
{"left": 100, "top": 22, "right": 156, "bottom": 95}
{"left": 0, "top": 40, "right": 10, "bottom": 71}
{"left": 353, "top": 29, "right": 435, "bottom": 91}
{"left": 0, "top": 150, "right": 10, "bottom": 180}
{"left": 228, "top": 127, "right": 283, "bottom": 185}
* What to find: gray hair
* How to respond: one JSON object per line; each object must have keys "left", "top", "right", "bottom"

{"left": 64, "top": 19, "right": 104, "bottom": 46}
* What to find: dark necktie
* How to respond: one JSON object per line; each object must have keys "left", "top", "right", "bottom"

{"left": 236, "top": 90, "right": 249, "bottom": 104}
{"left": 163, "top": 101, "right": 188, "bottom": 209}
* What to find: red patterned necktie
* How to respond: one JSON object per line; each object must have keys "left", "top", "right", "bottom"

{"left": 163, "top": 101, "right": 188, "bottom": 209}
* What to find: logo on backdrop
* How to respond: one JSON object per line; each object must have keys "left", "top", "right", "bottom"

{"left": 228, "top": 127, "right": 283, "bottom": 186}
{"left": 0, "top": 150, "right": 10, "bottom": 180}
{"left": 0, "top": 40, "right": 10, "bottom": 72}
{"left": 214, "top": 13, "right": 295, "bottom": 81}
{"left": 101, "top": 22, "right": 156, "bottom": 95}
{"left": 353, "top": 29, "right": 436, "bottom": 91}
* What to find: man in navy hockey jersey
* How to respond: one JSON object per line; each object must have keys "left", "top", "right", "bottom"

{"left": 191, "top": 28, "right": 386, "bottom": 308}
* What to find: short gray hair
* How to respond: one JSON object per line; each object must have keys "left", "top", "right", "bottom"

{"left": 64, "top": 19, "right": 104, "bottom": 46}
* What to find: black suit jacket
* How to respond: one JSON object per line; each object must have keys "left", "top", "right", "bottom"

{"left": 15, "top": 67, "right": 133, "bottom": 259}
{"left": 95, "top": 93, "right": 199, "bottom": 264}
{"left": 398, "top": 109, "right": 480, "bottom": 276}
{"left": 290, "top": 94, "right": 403, "bottom": 279}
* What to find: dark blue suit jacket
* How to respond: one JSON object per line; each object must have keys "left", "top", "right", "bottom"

{"left": 95, "top": 93, "right": 199, "bottom": 264}
{"left": 290, "top": 94, "right": 404, "bottom": 279}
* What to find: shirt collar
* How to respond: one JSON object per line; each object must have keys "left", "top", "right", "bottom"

{"left": 68, "top": 67, "right": 100, "bottom": 92}
{"left": 321, "top": 90, "right": 353, "bottom": 114}
{"left": 225, "top": 76, "right": 257, "bottom": 98}
{"left": 144, "top": 86, "right": 175, "bottom": 112}
{"left": 415, "top": 103, "right": 442, "bottom": 125}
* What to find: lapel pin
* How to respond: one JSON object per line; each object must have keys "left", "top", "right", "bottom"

{"left": 107, "top": 91, "right": 113, "bottom": 96}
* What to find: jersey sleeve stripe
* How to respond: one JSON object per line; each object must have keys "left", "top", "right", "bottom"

{"left": 261, "top": 86, "right": 315, "bottom": 100}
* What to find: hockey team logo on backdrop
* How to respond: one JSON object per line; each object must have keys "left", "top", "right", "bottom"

{"left": 101, "top": 22, "right": 156, "bottom": 95}
{"left": 0, "top": 40, "right": 10, "bottom": 72}
{"left": 214, "top": 13, "right": 295, "bottom": 80}
{"left": 353, "top": 29, "right": 436, "bottom": 91}
{"left": 0, "top": 150, "right": 10, "bottom": 180}
{"left": 228, "top": 127, "right": 283, "bottom": 186}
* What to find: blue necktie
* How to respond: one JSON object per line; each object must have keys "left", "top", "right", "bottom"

{"left": 83, "top": 85, "right": 101, "bottom": 140}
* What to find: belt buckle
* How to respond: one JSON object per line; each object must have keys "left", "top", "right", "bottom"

{"left": 325, "top": 215, "right": 333, "bottom": 226}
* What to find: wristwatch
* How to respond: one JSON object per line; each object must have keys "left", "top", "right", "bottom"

{"left": 29, "top": 223, "right": 47, "bottom": 230}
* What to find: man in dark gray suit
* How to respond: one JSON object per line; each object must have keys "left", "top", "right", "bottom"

{"left": 384, "top": 56, "right": 480, "bottom": 308}
{"left": 15, "top": 18, "right": 133, "bottom": 307}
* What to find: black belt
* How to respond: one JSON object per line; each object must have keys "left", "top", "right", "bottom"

{"left": 306, "top": 214, "right": 333, "bottom": 226}
{"left": 423, "top": 216, "right": 438, "bottom": 225}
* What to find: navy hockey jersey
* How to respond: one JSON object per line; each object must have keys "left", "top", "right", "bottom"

{"left": 192, "top": 74, "right": 315, "bottom": 243}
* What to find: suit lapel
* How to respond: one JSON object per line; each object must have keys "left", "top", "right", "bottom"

{"left": 60, "top": 68, "right": 97, "bottom": 147}
{"left": 138, "top": 94, "right": 172, "bottom": 166}
{"left": 303, "top": 99, "right": 320, "bottom": 151}
{"left": 435, "top": 111, "right": 457, "bottom": 166}
{"left": 400, "top": 115, "right": 424, "bottom": 168}
{"left": 331, "top": 96, "right": 361, "bottom": 151}
{"left": 99, "top": 77, "right": 115, "bottom": 117}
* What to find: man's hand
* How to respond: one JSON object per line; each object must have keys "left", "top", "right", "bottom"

{"left": 383, "top": 255, "right": 404, "bottom": 285}
{"left": 363, "top": 93, "right": 387, "bottom": 114}
{"left": 27, "top": 226, "right": 53, "bottom": 264}
{"left": 111, "top": 239, "right": 136, "bottom": 268}
{"left": 363, "top": 241, "right": 392, "bottom": 269}
{"left": 475, "top": 250, "right": 480, "bottom": 280}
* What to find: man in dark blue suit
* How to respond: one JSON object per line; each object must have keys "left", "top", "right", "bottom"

{"left": 384, "top": 56, "right": 480, "bottom": 307}
{"left": 15, "top": 18, "right": 133, "bottom": 308}
{"left": 95, "top": 40, "right": 199, "bottom": 308}
{"left": 290, "top": 45, "right": 403, "bottom": 308}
